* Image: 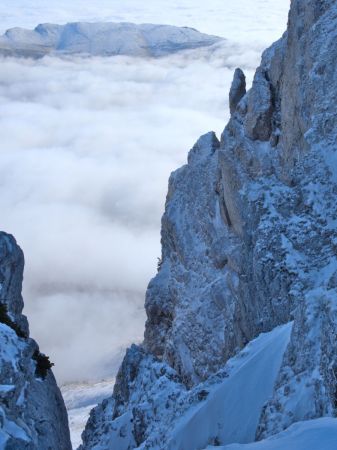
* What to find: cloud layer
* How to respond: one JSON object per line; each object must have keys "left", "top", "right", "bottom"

{"left": 0, "top": 2, "right": 289, "bottom": 385}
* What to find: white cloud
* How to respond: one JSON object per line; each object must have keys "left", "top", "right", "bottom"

{"left": 0, "top": 48, "right": 237, "bottom": 383}
{"left": 0, "top": 1, "right": 289, "bottom": 384}
{"left": 26, "top": 290, "right": 145, "bottom": 382}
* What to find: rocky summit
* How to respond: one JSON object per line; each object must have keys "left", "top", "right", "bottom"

{"left": 0, "top": 232, "right": 71, "bottom": 449}
{"left": 80, "top": 0, "right": 337, "bottom": 449}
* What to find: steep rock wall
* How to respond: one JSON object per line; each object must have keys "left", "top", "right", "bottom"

{"left": 0, "top": 232, "right": 71, "bottom": 449}
{"left": 81, "top": 0, "right": 337, "bottom": 447}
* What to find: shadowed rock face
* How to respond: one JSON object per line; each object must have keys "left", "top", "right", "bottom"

{"left": 229, "top": 68, "right": 246, "bottom": 115}
{"left": 81, "top": 0, "right": 337, "bottom": 448}
{"left": 0, "top": 234, "right": 28, "bottom": 336}
{"left": 0, "top": 232, "right": 71, "bottom": 449}
{"left": 0, "top": 22, "right": 223, "bottom": 58}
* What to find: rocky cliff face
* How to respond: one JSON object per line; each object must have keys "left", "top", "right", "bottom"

{"left": 81, "top": 0, "right": 337, "bottom": 448}
{"left": 0, "top": 232, "right": 71, "bottom": 449}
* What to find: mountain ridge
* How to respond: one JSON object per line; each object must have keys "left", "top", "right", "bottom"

{"left": 0, "top": 22, "right": 223, "bottom": 58}
{"left": 80, "top": 0, "right": 337, "bottom": 448}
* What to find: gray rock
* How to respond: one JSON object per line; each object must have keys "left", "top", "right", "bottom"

{"left": 229, "top": 68, "right": 246, "bottom": 115}
{"left": 0, "top": 232, "right": 71, "bottom": 449}
{"left": 81, "top": 0, "right": 337, "bottom": 447}
{"left": 0, "top": 233, "right": 28, "bottom": 336}
{"left": 244, "top": 67, "right": 273, "bottom": 141}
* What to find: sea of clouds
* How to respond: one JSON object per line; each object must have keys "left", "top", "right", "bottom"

{"left": 0, "top": 1, "right": 289, "bottom": 384}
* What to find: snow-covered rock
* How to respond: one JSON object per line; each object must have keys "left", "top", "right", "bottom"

{"left": 206, "top": 418, "right": 337, "bottom": 450}
{"left": 0, "top": 232, "right": 71, "bottom": 449}
{"left": 0, "top": 22, "right": 223, "bottom": 58}
{"left": 81, "top": 0, "right": 337, "bottom": 448}
{"left": 80, "top": 324, "right": 292, "bottom": 450}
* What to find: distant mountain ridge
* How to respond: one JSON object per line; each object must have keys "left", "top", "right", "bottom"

{"left": 0, "top": 22, "right": 223, "bottom": 58}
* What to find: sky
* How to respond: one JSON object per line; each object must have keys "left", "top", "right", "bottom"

{"left": 0, "top": 1, "right": 290, "bottom": 384}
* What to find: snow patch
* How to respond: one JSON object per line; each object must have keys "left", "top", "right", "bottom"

{"left": 206, "top": 418, "right": 337, "bottom": 450}
{"left": 166, "top": 323, "right": 292, "bottom": 449}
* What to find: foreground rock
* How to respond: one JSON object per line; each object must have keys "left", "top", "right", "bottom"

{"left": 0, "top": 22, "right": 223, "bottom": 58}
{"left": 0, "top": 232, "right": 71, "bottom": 449}
{"left": 81, "top": 0, "right": 337, "bottom": 448}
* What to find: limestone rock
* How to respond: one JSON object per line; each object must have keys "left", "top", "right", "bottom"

{"left": 229, "top": 68, "right": 246, "bottom": 115}
{"left": 0, "top": 232, "right": 71, "bottom": 449}
{"left": 81, "top": 0, "right": 337, "bottom": 447}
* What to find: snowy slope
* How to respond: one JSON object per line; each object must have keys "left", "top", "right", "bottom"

{"left": 80, "top": 323, "right": 292, "bottom": 449}
{"left": 0, "top": 22, "right": 223, "bottom": 58}
{"left": 165, "top": 323, "right": 292, "bottom": 449}
{"left": 206, "top": 418, "right": 337, "bottom": 450}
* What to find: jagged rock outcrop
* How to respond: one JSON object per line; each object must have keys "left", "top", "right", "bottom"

{"left": 0, "top": 232, "right": 71, "bottom": 449}
{"left": 81, "top": 0, "right": 337, "bottom": 448}
{"left": 0, "top": 22, "right": 223, "bottom": 58}
{"left": 229, "top": 68, "right": 246, "bottom": 115}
